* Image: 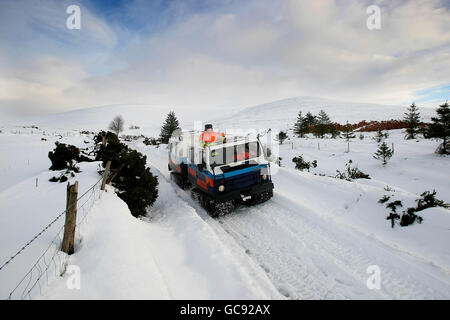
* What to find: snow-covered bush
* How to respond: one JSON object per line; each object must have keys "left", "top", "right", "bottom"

{"left": 379, "top": 190, "right": 448, "bottom": 228}
{"left": 143, "top": 137, "right": 159, "bottom": 146}
{"left": 94, "top": 131, "right": 119, "bottom": 144}
{"left": 292, "top": 156, "right": 317, "bottom": 172}
{"left": 378, "top": 195, "right": 390, "bottom": 204}
{"left": 95, "top": 134, "right": 159, "bottom": 217}
{"left": 48, "top": 142, "right": 91, "bottom": 171}
{"left": 48, "top": 142, "right": 93, "bottom": 182}
{"left": 415, "top": 190, "right": 449, "bottom": 211}
{"left": 335, "top": 160, "right": 370, "bottom": 180}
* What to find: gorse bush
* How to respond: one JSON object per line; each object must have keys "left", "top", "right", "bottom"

{"left": 143, "top": 137, "right": 159, "bottom": 146}
{"left": 378, "top": 195, "right": 390, "bottom": 204}
{"left": 94, "top": 131, "right": 119, "bottom": 144}
{"left": 292, "top": 156, "right": 317, "bottom": 172}
{"left": 48, "top": 142, "right": 82, "bottom": 170}
{"left": 48, "top": 142, "right": 92, "bottom": 182}
{"left": 415, "top": 190, "right": 449, "bottom": 211}
{"left": 378, "top": 190, "right": 448, "bottom": 228}
{"left": 335, "top": 160, "right": 370, "bottom": 181}
{"left": 95, "top": 132, "right": 158, "bottom": 217}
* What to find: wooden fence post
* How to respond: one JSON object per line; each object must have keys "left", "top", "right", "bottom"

{"left": 62, "top": 181, "right": 78, "bottom": 255}
{"left": 392, "top": 142, "right": 395, "bottom": 154}
{"left": 101, "top": 161, "right": 111, "bottom": 191}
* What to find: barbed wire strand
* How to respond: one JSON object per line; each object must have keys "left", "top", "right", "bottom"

{"left": 5, "top": 177, "right": 103, "bottom": 300}
{"left": 0, "top": 177, "right": 103, "bottom": 273}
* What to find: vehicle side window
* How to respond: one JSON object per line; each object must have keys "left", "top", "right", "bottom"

{"left": 190, "top": 147, "right": 195, "bottom": 163}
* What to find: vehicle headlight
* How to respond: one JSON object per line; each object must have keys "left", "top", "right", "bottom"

{"left": 219, "top": 185, "right": 225, "bottom": 192}
{"left": 262, "top": 174, "right": 268, "bottom": 180}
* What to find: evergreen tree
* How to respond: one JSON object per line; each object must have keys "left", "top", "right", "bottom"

{"left": 374, "top": 126, "right": 388, "bottom": 143}
{"left": 159, "top": 111, "right": 180, "bottom": 144}
{"left": 425, "top": 102, "right": 450, "bottom": 154}
{"left": 313, "top": 110, "right": 331, "bottom": 138}
{"left": 329, "top": 125, "right": 340, "bottom": 139}
{"left": 293, "top": 111, "right": 310, "bottom": 137}
{"left": 403, "top": 103, "right": 421, "bottom": 139}
{"left": 342, "top": 121, "right": 356, "bottom": 141}
{"left": 305, "top": 112, "right": 316, "bottom": 126}
{"left": 277, "top": 131, "right": 288, "bottom": 145}
{"left": 373, "top": 141, "right": 393, "bottom": 165}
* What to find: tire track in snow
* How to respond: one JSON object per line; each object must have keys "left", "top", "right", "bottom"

{"left": 136, "top": 143, "right": 450, "bottom": 299}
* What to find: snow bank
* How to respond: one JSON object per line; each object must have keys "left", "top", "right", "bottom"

{"left": 42, "top": 183, "right": 280, "bottom": 299}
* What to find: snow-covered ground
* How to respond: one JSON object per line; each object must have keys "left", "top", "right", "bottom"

{"left": 130, "top": 137, "right": 450, "bottom": 299}
{"left": 0, "top": 96, "right": 449, "bottom": 300}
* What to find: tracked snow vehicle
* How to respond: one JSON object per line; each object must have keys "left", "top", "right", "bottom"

{"left": 168, "top": 130, "right": 274, "bottom": 217}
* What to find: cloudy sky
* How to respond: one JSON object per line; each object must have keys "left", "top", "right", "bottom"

{"left": 0, "top": 0, "right": 449, "bottom": 119}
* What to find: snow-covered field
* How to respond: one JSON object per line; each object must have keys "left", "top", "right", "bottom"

{"left": 0, "top": 96, "right": 449, "bottom": 300}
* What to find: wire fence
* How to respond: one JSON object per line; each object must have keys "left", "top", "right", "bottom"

{"left": 1, "top": 177, "right": 103, "bottom": 300}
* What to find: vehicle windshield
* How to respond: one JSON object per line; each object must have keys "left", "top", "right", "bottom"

{"left": 209, "top": 141, "right": 261, "bottom": 168}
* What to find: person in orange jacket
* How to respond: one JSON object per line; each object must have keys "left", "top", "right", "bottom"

{"left": 199, "top": 124, "right": 225, "bottom": 147}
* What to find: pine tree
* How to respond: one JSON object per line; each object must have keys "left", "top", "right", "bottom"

{"left": 403, "top": 103, "right": 421, "bottom": 139}
{"left": 329, "top": 125, "right": 340, "bottom": 139}
{"left": 342, "top": 121, "right": 356, "bottom": 141}
{"left": 373, "top": 141, "right": 393, "bottom": 165}
{"left": 313, "top": 110, "right": 331, "bottom": 138}
{"left": 426, "top": 102, "right": 450, "bottom": 154}
{"left": 277, "top": 131, "right": 288, "bottom": 144}
{"left": 305, "top": 112, "right": 316, "bottom": 126}
{"left": 293, "top": 111, "right": 310, "bottom": 137}
{"left": 374, "top": 126, "right": 388, "bottom": 143}
{"left": 159, "top": 111, "right": 180, "bottom": 144}
{"left": 293, "top": 111, "right": 303, "bottom": 137}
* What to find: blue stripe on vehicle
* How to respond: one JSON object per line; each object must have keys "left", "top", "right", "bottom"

{"left": 188, "top": 164, "right": 266, "bottom": 179}
{"left": 223, "top": 165, "right": 264, "bottom": 178}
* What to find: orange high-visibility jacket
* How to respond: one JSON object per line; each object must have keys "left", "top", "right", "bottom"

{"left": 199, "top": 131, "right": 223, "bottom": 146}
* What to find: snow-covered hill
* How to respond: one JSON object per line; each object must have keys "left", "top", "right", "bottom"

{"left": 214, "top": 96, "right": 437, "bottom": 132}
{"left": 5, "top": 104, "right": 200, "bottom": 137}
{"left": 3, "top": 96, "right": 440, "bottom": 138}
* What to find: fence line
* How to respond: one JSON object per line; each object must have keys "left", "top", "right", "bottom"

{"left": 2, "top": 177, "right": 103, "bottom": 300}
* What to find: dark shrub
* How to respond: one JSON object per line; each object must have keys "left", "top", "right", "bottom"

{"left": 292, "top": 156, "right": 317, "bottom": 172}
{"left": 95, "top": 137, "right": 158, "bottom": 217}
{"left": 378, "top": 195, "right": 390, "bottom": 204}
{"left": 48, "top": 142, "right": 81, "bottom": 170}
{"left": 416, "top": 190, "right": 449, "bottom": 211}
{"left": 336, "top": 160, "right": 370, "bottom": 180}
{"left": 94, "top": 131, "right": 119, "bottom": 144}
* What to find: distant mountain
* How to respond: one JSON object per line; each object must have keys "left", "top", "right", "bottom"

{"left": 4, "top": 96, "right": 438, "bottom": 134}
{"left": 214, "top": 96, "right": 436, "bottom": 132}
{"left": 8, "top": 104, "right": 197, "bottom": 137}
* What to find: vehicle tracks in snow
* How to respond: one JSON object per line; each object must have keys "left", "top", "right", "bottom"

{"left": 138, "top": 144, "right": 450, "bottom": 300}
